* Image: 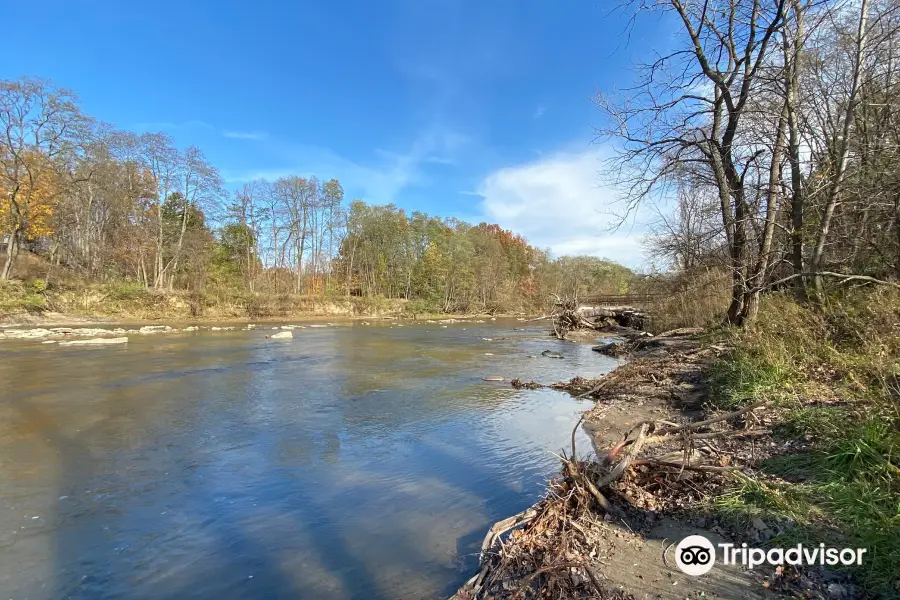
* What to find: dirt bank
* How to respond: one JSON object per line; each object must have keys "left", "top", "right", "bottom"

{"left": 451, "top": 331, "right": 856, "bottom": 600}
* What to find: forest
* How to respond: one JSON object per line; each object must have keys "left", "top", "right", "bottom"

{"left": 0, "top": 78, "right": 632, "bottom": 318}
{"left": 598, "top": 0, "right": 900, "bottom": 326}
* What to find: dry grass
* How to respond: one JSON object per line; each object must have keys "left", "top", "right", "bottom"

{"left": 638, "top": 269, "right": 730, "bottom": 333}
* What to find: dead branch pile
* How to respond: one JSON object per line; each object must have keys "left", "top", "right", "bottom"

{"left": 451, "top": 404, "right": 768, "bottom": 600}
{"left": 550, "top": 296, "right": 649, "bottom": 340}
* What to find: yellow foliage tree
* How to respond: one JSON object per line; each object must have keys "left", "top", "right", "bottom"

{"left": 0, "top": 152, "right": 60, "bottom": 241}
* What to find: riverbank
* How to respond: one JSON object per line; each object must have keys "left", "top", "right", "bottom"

{"left": 0, "top": 251, "right": 547, "bottom": 327}
{"left": 452, "top": 290, "right": 899, "bottom": 600}
{"left": 0, "top": 281, "right": 533, "bottom": 328}
{"left": 0, "top": 282, "right": 533, "bottom": 330}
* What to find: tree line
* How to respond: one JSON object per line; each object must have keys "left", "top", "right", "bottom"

{"left": 0, "top": 77, "right": 632, "bottom": 314}
{"left": 600, "top": 0, "right": 900, "bottom": 324}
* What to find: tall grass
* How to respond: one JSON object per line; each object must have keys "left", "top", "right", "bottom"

{"left": 706, "top": 289, "right": 900, "bottom": 598}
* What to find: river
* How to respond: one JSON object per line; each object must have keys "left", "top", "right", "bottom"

{"left": 0, "top": 319, "right": 616, "bottom": 599}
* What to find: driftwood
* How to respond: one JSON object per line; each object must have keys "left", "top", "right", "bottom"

{"left": 452, "top": 403, "right": 769, "bottom": 599}
{"left": 550, "top": 296, "right": 650, "bottom": 340}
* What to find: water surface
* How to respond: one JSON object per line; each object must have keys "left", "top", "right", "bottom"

{"left": 0, "top": 320, "right": 616, "bottom": 599}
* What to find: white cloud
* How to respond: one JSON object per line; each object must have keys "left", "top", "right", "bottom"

{"left": 223, "top": 130, "right": 269, "bottom": 141}
{"left": 533, "top": 104, "right": 547, "bottom": 119}
{"left": 477, "top": 148, "right": 653, "bottom": 268}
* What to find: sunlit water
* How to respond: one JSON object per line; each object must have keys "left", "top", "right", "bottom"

{"left": 0, "top": 320, "right": 616, "bottom": 599}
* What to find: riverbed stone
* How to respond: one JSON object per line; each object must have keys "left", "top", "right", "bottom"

{"left": 270, "top": 331, "right": 293, "bottom": 339}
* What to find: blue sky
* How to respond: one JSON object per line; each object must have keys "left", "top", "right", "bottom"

{"left": 2, "top": 0, "right": 674, "bottom": 267}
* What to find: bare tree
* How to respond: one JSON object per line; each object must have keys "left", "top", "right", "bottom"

{"left": 597, "top": 0, "right": 788, "bottom": 324}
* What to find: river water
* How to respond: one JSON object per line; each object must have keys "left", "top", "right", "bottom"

{"left": 0, "top": 320, "right": 616, "bottom": 600}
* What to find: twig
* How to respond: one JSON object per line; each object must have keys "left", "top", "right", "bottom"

{"left": 751, "top": 271, "right": 900, "bottom": 293}
{"left": 657, "top": 402, "right": 765, "bottom": 435}
{"left": 635, "top": 459, "right": 740, "bottom": 472}
{"left": 642, "top": 427, "right": 771, "bottom": 446}
{"left": 576, "top": 378, "right": 609, "bottom": 398}
{"left": 571, "top": 413, "right": 586, "bottom": 459}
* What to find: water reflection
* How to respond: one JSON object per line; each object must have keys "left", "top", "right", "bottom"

{"left": 0, "top": 321, "right": 616, "bottom": 599}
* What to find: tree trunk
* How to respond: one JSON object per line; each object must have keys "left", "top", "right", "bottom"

{"left": 743, "top": 99, "right": 789, "bottom": 323}
{"left": 1, "top": 227, "right": 21, "bottom": 281}
{"left": 785, "top": 0, "right": 807, "bottom": 299}
{"left": 810, "top": 0, "right": 869, "bottom": 295}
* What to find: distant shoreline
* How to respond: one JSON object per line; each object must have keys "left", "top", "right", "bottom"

{"left": 0, "top": 309, "right": 529, "bottom": 330}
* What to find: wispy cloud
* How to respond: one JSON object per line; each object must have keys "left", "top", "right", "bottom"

{"left": 533, "top": 104, "right": 547, "bottom": 119}
{"left": 133, "top": 120, "right": 270, "bottom": 142}
{"left": 476, "top": 147, "right": 655, "bottom": 268}
{"left": 223, "top": 126, "right": 471, "bottom": 205}
{"left": 223, "top": 130, "right": 270, "bottom": 141}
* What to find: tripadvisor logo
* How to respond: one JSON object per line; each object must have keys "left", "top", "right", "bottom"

{"left": 674, "top": 535, "right": 716, "bottom": 576}
{"left": 670, "top": 535, "right": 868, "bottom": 576}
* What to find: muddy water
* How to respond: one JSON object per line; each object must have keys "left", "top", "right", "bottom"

{"left": 0, "top": 320, "right": 616, "bottom": 600}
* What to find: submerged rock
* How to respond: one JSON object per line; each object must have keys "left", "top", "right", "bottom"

{"left": 2, "top": 327, "right": 129, "bottom": 340}
{"left": 59, "top": 337, "right": 128, "bottom": 346}
{"left": 541, "top": 350, "right": 564, "bottom": 359}
{"left": 1, "top": 328, "right": 53, "bottom": 339}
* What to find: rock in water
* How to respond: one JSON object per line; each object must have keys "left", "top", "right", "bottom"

{"left": 139, "top": 325, "right": 172, "bottom": 334}
{"left": 270, "top": 331, "right": 293, "bottom": 339}
{"left": 591, "top": 342, "right": 627, "bottom": 357}
{"left": 541, "top": 350, "right": 564, "bottom": 359}
{"left": 59, "top": 337, "right": 128, "bottom": 346}
{"left": 483, "top": 376, "right": 504, "bottom": 382}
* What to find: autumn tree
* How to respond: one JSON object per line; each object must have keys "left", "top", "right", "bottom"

{"left": 0, "top": 78, "right": 90, "bottom": 280}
